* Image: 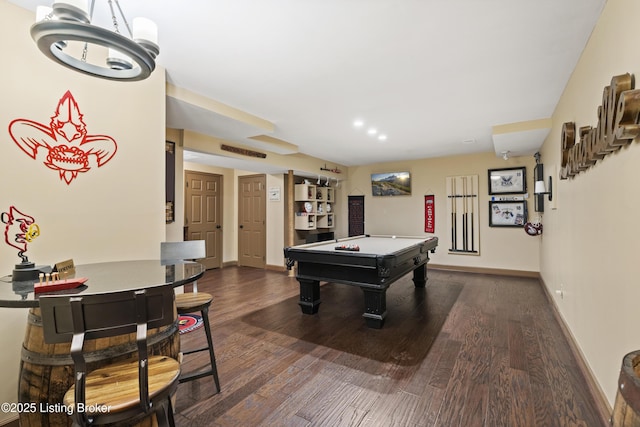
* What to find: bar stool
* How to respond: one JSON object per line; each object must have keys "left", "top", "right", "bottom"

{"left": 161, "top": 240, "right": 221, "bottom": 393}
{"left": 40, "top": 286, "right": 180, "bottom": 426}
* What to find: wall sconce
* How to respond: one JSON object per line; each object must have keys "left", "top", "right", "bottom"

{"left": 533, "top": 152, "right": 552, "bottom": 212}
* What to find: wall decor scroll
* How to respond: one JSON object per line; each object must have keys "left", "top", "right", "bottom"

{"left": 488, "top": 167, "right": 527, "bottom": 194}
{"left": 446, "top": 175, "right": 479, "bottom": 255}
{"left": 424, "top": 195, "right": 435, "bottom": 233}
{"left": 8, "top": 91, "right": 118, "bottom": 185}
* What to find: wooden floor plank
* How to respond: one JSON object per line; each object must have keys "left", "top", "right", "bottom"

{"left": 173, "top": 267, "right": 607, "bottom": 427}
{"left": 486, "top": 345, "right": 512, "bottom": 427}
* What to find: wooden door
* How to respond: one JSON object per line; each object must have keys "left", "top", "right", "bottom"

{"left": 185, "top": 171, "right": 222, "bottom": 269}
{"left": 238, "top": 174, "right": 266, "bottom": 268}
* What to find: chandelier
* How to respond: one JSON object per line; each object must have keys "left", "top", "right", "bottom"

{"left": 31, "top": 0, "right": 159, "bottom": 81}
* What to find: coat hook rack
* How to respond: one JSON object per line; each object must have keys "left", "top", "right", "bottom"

{"left": 320, "top": 164, "right": 342, "bottom": 174}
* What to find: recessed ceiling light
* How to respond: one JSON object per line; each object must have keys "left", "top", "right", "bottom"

{"left": 367, "top": 128, "right": 378, "bottom": 135}
{"left": 353, "top": 120, "right": 364, "bottom": 128}
{"left": 378, "top": 134, "right": 387, "bottom": 141}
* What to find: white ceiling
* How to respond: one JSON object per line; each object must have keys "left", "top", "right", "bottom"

{"left": 11, "top": 0, "right": 606, "bottom": 172}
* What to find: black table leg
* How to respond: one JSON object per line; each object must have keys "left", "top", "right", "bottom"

{"left": 412, "top": 263, "right": 427, "bottom": 288}
{"left": 362, "top": 287, "right": 387, "bottom": 329}
{"left": 298, "top": 278, "right": 321, "bottom": 314}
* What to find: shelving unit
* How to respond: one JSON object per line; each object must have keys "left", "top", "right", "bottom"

{"left": 316, "top": 187, "right": 334, "bottom": 229}
{"left": 294, "top": 183, "right": 335, "bottom": 230}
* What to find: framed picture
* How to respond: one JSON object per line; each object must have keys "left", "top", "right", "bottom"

{"left": 488, "top": 167, "right": 526, "bottom": 194}
{"left": 489, "top": 201, "right": 527, "bottom": 227}
{"left": 371, "top": 171, "right": 411, "bottom": 196}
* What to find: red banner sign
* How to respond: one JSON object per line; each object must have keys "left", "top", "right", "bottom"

{"left": 424, "top": 195, "right": 435, "bottom": 233}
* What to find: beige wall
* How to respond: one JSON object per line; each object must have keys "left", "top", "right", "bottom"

{"left": 344, "top": 152, "right": 540, "bottom": 271}
{"left": 539, "top": 0, "right": 640, "bottom": 406}
{"left": 0, "top": 2, "right": 166, "bottom": 423}
{"left": 177, "top": 130, "right": 542, "bottom": 273}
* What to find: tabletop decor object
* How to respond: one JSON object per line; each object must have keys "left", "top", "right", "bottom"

{"left": 1, "top": 206, "right": 48, "bottom": 282}
{"left": 34, "top": 272, "right": 88, "bottom": 293}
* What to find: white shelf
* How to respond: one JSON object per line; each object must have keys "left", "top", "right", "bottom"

{"left": 295, "top": 184, "right": 335, "bottom": 230}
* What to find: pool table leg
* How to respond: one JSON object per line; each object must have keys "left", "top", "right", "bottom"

{"left": 298, "top": 279, "right": 321, "bottom": 314}
{"left": 362, "top": 288, "right": 387, "bottom": 329}
{"left": 412, "top": 263, "right": 428, "bottom": 288}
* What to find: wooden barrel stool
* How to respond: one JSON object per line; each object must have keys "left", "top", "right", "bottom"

{"left": 18, "top": 306, "right": 179, "bottom": 427}
{"left": 613, "top": 350, "right": 640, "bottom": 427}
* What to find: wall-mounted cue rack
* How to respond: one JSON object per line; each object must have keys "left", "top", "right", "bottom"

{"left": 446, "top": 175, "right": 480, "bottom": 255}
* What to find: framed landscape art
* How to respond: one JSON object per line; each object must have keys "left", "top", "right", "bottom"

{"left": 371, "top": 172, "right": 411, "bottom": 196}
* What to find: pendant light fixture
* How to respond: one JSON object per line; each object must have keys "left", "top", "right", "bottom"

{"left": 31, "top": 0, "right": 159, "bottom": 81}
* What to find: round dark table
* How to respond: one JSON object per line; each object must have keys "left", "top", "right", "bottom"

{"left": 0, "top": 259, "right": 205, "bottom": 308}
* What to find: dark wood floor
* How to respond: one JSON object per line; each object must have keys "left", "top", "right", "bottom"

{"left": 173, "top": 266, "right": 606, "bottom": 427}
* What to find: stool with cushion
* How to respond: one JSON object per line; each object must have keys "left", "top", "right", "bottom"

{"left": 39, "top": 286, "right": 180, "bottom": 427}
{"left": 161, "top": 240, "right": 220, "bottom": 392}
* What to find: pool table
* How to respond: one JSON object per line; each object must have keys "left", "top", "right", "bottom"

{"left": 284, "top": 235, "right": 438, "bottom": 328}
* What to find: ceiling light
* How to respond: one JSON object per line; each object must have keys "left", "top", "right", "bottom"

{"left": 353, "top": 120, "right": 364, "bottom": 128}
{"left": 367, "top": 128, "right": 378, "bottom": 135}
{"left": 502, "top": 150, "right": 510, "bottom": 160}
{"left": 31, "top": 0, "right": 159, "bottom": 81}
{"left": 378, "top": 134, "right": 387, "bottom": 141}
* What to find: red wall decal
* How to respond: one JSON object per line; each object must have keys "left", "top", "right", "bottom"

{"left": 8, "top": 90, "right": 118, "bottom": 184}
